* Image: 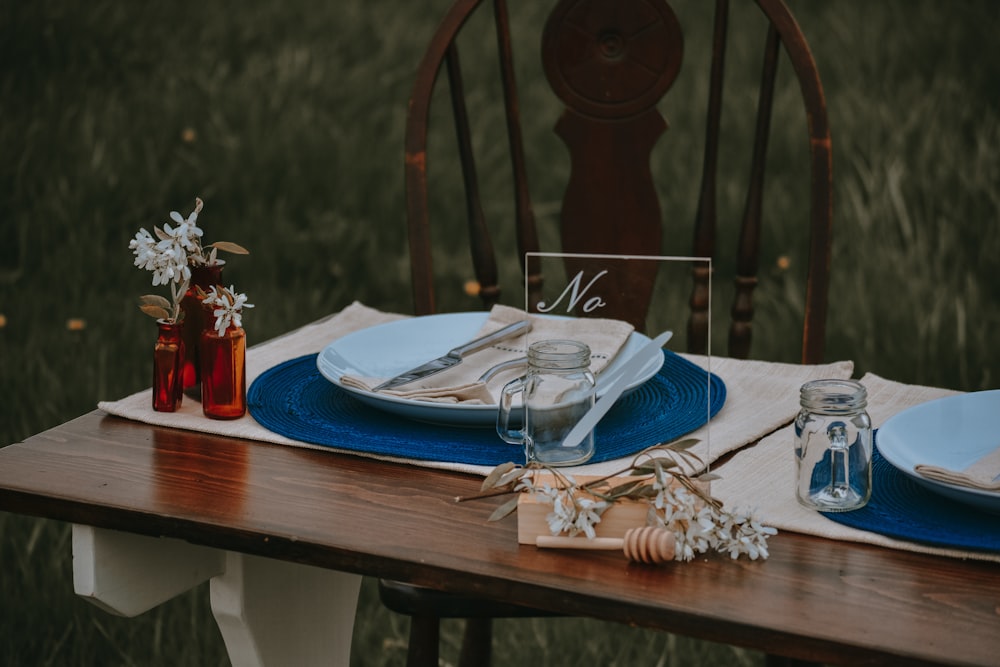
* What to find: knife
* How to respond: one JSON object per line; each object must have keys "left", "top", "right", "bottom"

{"left": 557, "top": 330, "right": 674, "bottom": 450}
{"left": 373, "top": 319, "right": 532, "bottom": 391}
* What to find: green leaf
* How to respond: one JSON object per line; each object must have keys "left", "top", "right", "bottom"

{"left": 488, "top": 496, "right": 520, "bottom": 522}
{"left": 605, "top": 479, "right": 647, "bottom": 499}
{"left": 633, "top": 485, "right": 658, "bottom": 498}
{"left": 667, "top": 438, "right": 700, "bottom": 451}
{"left": 496, "top": 468, "right": 526, "bottom": 489}
{"left": 139, "top": 294, "right": 172, "bottom": 310}
{"left": 208, "top": 241, "right": 250, "bottom": 255}
{"left": 481, "top": 462, "right": 517, "bottom": 491}
{"left": 139, "top": 304, "right": 172, "bottom": 320}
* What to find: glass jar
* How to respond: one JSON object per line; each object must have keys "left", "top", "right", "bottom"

{"left": 497, "top": 339, "right": 596, "bottom": 466}
{"left": 180, "top": 262, "right": 224, "bottom": 392}
{"left": 152, "top": 319, "right": 184, "bottom": 412}
{"left": 794, "top": 379, "right": 873, "bottom": 511}
{"left": 199, "top": 312, "right": 246, "bottom": 420}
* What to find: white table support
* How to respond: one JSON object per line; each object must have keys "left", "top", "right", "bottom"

{"left": 72, "top": 525, "right": 362, "bottom": 667}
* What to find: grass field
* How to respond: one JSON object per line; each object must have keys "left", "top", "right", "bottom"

{"left": 2, "top": 0, "right": 998, "bottom": 665}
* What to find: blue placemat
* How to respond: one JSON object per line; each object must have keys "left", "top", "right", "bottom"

{"left": 821, "top": 437, "right": 1000, "bottom": 553}
{"left": 248, "top": 350, "right": 725, "bottom": 467}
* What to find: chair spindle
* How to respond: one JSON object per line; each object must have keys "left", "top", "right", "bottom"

{"left": 729, "top": 23, "right": 781, "bottom": 359}
{"left": 494, "top": 0, "right": 543, "bottom": 309}
{"left": 688, "top": 0, "right": 730, "bottom": 354}
{"left": 446, "top": 43, "right": 501, "bottom": 309}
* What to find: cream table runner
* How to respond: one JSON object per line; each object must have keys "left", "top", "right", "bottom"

{"left": 99, "top": 301, "right": 852, "bottom": 478}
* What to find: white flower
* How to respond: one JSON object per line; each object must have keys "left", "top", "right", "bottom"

{"left": 646, "top": 476, "right": 778, "bottom": 562}
{"left": 714, "top": 507, "right": 777, "bottom": 560}
{"left": 130, "top": 197, "right": 249, "bottom": 324}
{"left": 477, "top": 441, "right": 777, "bottom": 565}
{"left": 203, "top": 285, "right": 254, "bottom": 335}
{"left": 129, "top": 228, "right": 159, "bottom": 271}
{"left": 538, "top": 487, "right": 609, "bottom": 538}
{"left": 163, "top": 218, "right": 203, "bottom": 254}
{"left": 546, "top": 490, "right": 577, "bottom": 535}
{"left": 151, "top": 236, "right": 191, "bottom": 287}
{"left": 167, "top": 199, "right": 204, "bottom": 246}
{"left": 130, "top": 224, "right": 191, "bottom": 288}
{"left": 573, "top": 497, "right": 608, "bottom": 539}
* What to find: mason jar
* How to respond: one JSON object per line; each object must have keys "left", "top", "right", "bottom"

{"left": 794, "top": 379, "right": 873, "bottom": 511}
{"left": 497, "top": 339, "right": 596, "bottom": 466}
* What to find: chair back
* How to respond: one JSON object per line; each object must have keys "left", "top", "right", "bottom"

{"left": 404, "top": 0, "right": 831, "bottom": 364}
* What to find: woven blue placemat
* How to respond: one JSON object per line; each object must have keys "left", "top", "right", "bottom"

{"left": 248, "top": 350, "right": 725, "bottom": 467}
{"left": 821, "top": 437, "right": 1000, "bottom": 553}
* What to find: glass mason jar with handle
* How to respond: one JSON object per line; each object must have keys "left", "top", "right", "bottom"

{"left": 497, "top": 339, "right": 596, "bottom": 466}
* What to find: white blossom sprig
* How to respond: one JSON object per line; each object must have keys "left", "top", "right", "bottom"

{"left": 202, "top": 285, "right": 254, "bottom": 335}
{"left": 461, "top": 440, "right": 777, "bottom": 562}
{"left": 169, "top": 197, "right": 249, "bottom": 267}
{"left": 129, "top": 197, "right": 249, "bottom": 323}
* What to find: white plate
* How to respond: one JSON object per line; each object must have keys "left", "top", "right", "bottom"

{"left": 877, "top": 390, "right": 1000, "bottom": 514}
{"left": 316, "top": 312, "right": 662, "bottom": 427}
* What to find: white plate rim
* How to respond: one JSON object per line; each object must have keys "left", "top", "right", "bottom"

{"left": 877, "top": 389, "right": 1000, "bottom": 512}
{"left": 316, "top": 311, "right": 662, "bottom": 426}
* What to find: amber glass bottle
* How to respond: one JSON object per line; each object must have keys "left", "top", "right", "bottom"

{"left": 180, "top": 263, "right": 224, "bottom": 391}
{"left": 199, "top": 313, "right": 246, "bottom": 420}
{"left": 152, "top": 320, "right": 184, "bottom": 412}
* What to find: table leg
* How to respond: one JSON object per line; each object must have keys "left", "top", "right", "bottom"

{"left": 210, "top": 551, "right": 362, "bottom": 667}
{"left": 72, "top": 525, "right": 363, "bottom": 667}
{"left": 72, "top": 524, "right": 226, "bottom": 617}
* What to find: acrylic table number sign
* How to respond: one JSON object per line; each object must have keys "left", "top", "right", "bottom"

{"left": 515, "top": 252, "right": 715, "bottom": 467}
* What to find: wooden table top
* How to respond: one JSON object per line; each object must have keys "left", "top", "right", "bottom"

{"left": 2, "top": 409, "right": 999, "bottom": 666}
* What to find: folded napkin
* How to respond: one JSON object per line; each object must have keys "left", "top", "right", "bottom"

{"left": 339, "top": 304, "right": 634, "bottom": 405}
{"left": 915, "top": 447, "right": 1000, "bottom": 491}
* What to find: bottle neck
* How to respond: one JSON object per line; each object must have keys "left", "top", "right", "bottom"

{"left": 156, "top": 319, "right": 182, "bottom": 341}
{"left": 190, "top": 262, "right": 225, "bottom": 290}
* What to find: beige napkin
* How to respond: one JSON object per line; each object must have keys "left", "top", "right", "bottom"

{"left": 711, "top": 373, "right": 1000, "bottom": 562}
{"left": 340, "top": 304, "right": 634, "bottom": 405}
{"left": 915, "top": 447, "right": 1000, "bottom": 491}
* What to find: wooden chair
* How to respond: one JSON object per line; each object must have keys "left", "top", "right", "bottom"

{"left": 380, "top": 0, "right": 832, "bottom": 665}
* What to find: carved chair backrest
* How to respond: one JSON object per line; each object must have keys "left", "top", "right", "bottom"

{"left": 404, "top": 0, "right": 832, "bottom": 363}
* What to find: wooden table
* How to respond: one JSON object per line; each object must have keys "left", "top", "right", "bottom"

{"left": 2, "top": 408, "right": 999, "bottom": 666}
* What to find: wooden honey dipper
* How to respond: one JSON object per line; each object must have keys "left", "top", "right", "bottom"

{"left": 535, "top": 526, "right": 676, "bottom": 564}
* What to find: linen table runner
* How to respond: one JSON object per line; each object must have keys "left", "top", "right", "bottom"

{"left": 99, "top": 302, "right": 852, "bottom": 477}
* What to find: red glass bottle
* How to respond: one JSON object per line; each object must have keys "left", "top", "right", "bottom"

{"left": 200, "top": 313, "right": 247, "bottom": 420}
{"left": 180, "top": 263, "right": 224, "bottom": 391}
{"left": 152, "top": 319, "right": 184, "bottom": 412}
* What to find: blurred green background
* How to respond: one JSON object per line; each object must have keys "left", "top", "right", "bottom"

{"left": 2, "top": 0, "right": 998, "bottom": 664}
